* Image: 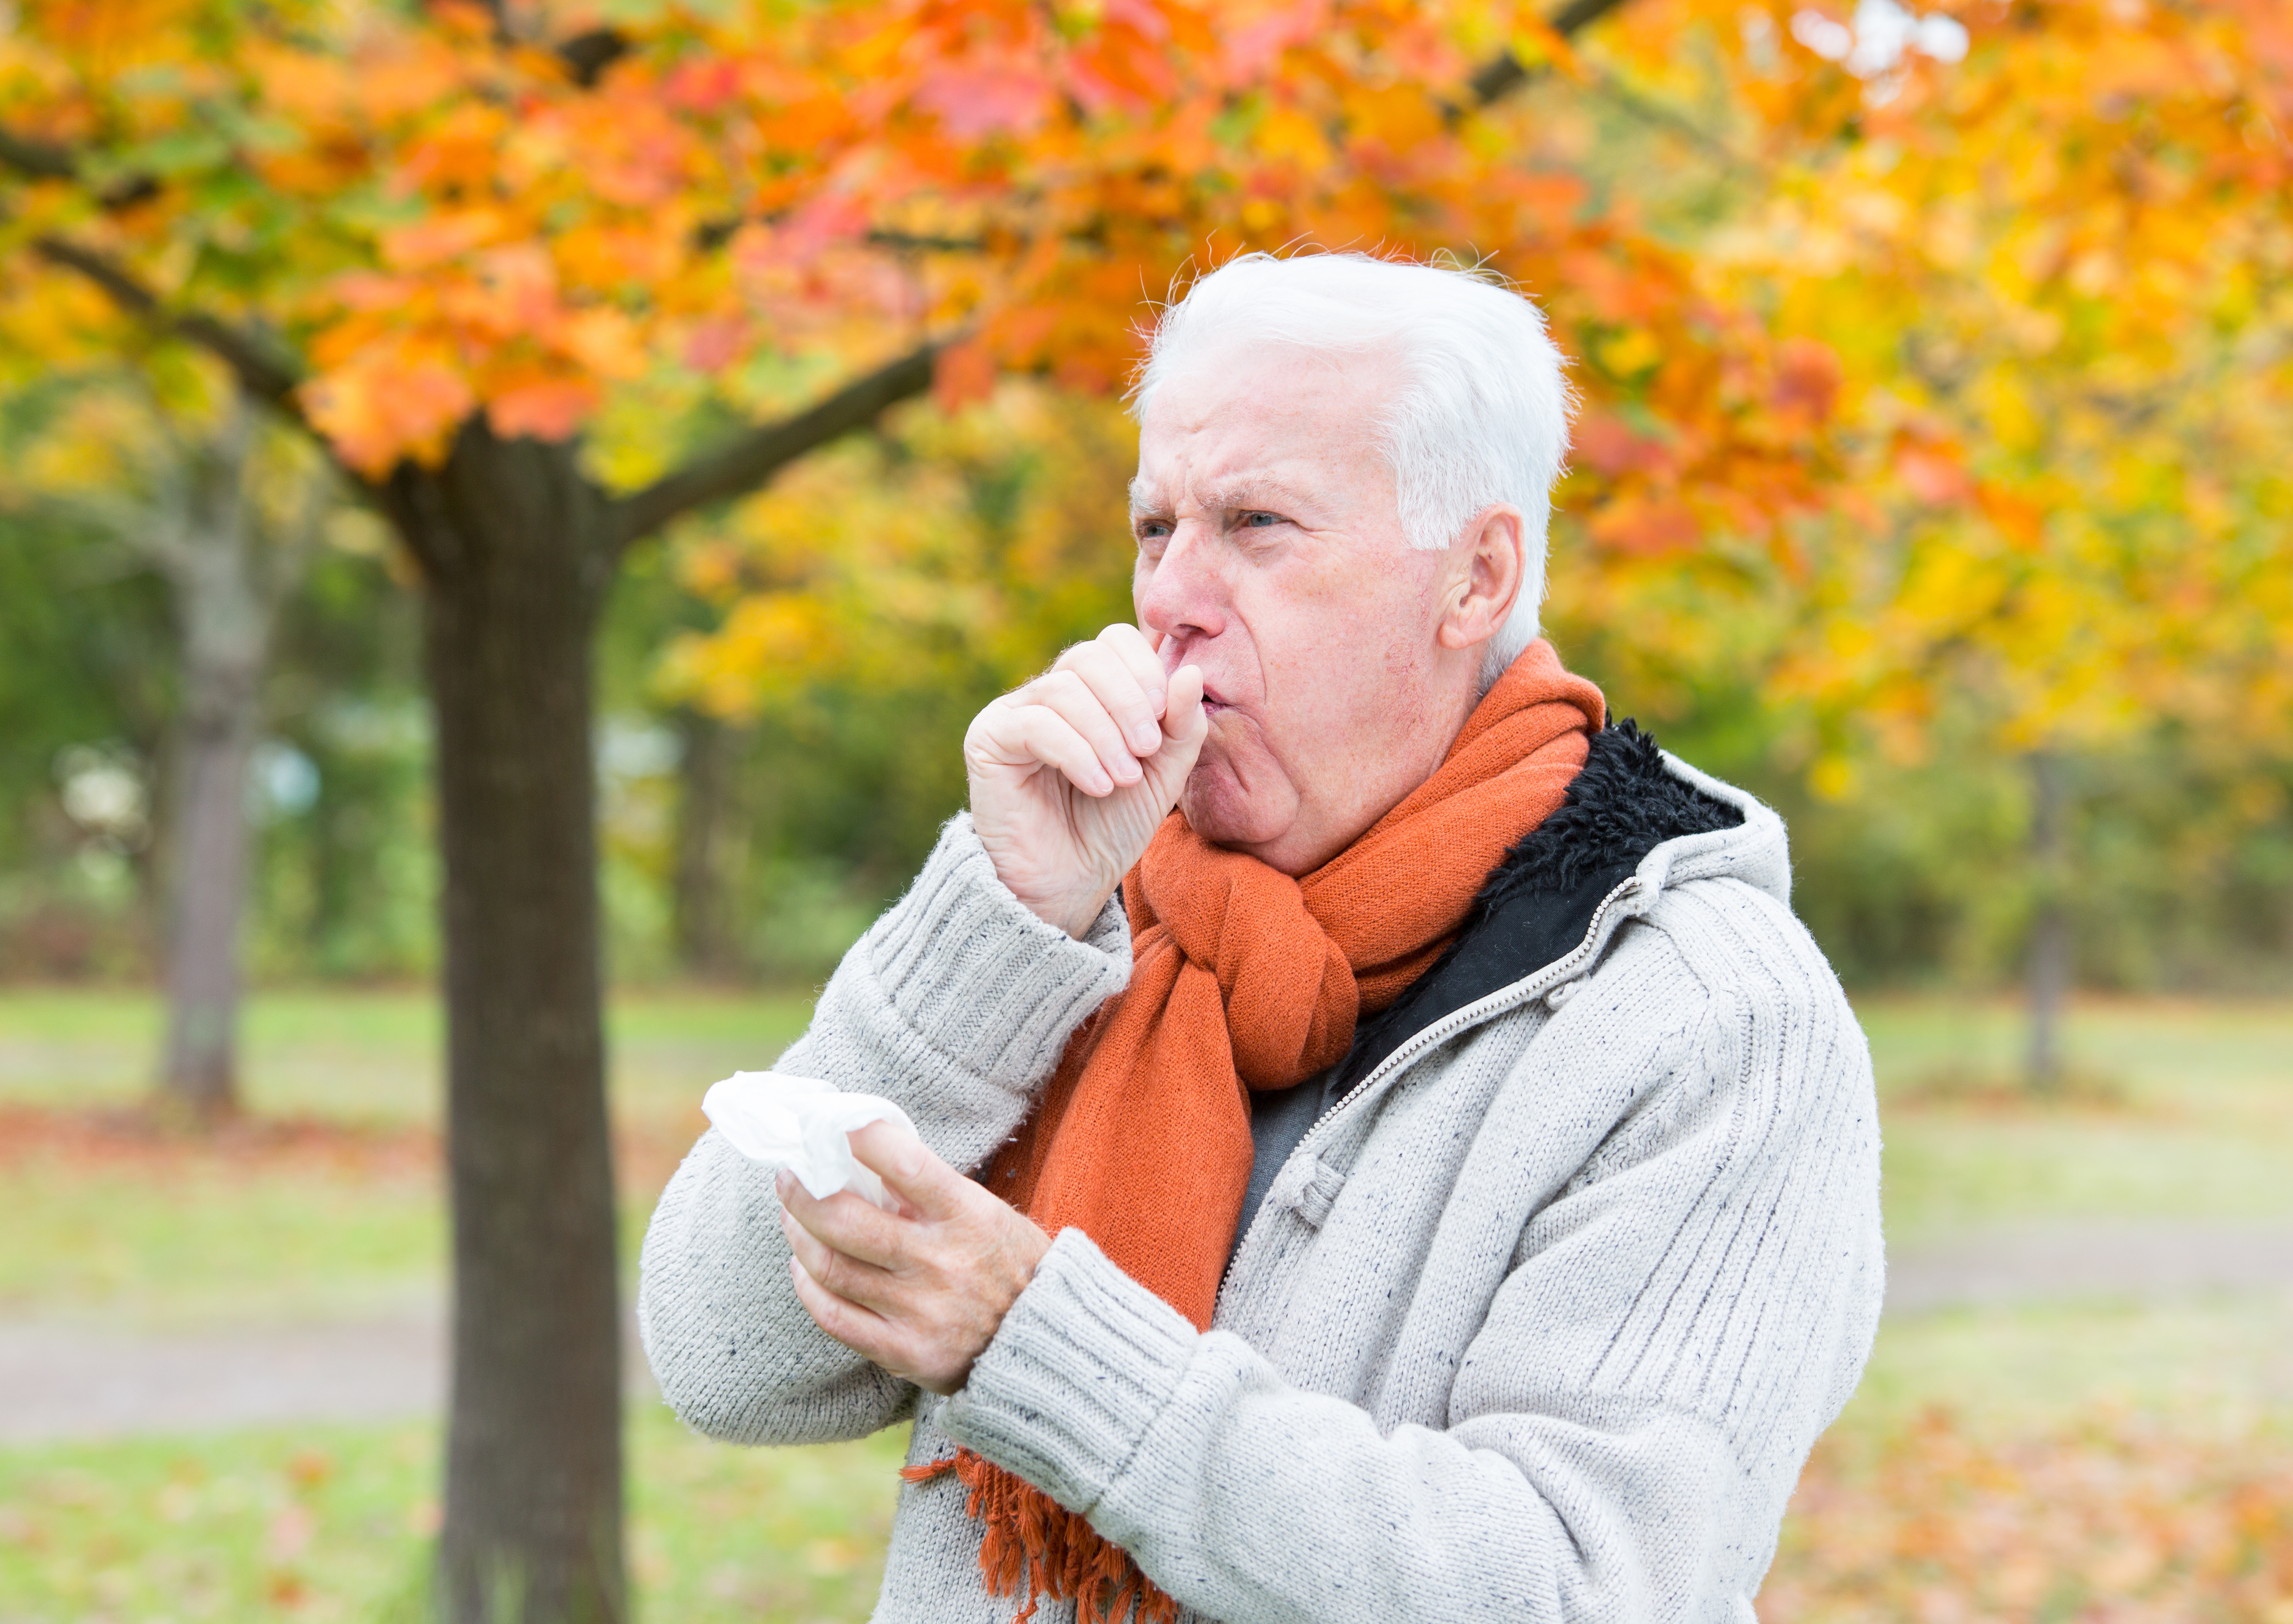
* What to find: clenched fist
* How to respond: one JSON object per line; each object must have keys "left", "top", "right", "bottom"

{"left": 965, "top": 623, "right": 1209, "bottom": 937}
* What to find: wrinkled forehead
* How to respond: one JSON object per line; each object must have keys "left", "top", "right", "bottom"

{"left": 1128, "top": 343, "right": 1400, "bottom": 516}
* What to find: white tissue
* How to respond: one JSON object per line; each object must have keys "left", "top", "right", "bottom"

{"left": 700, "top": 1070, "right": 916, "bottom": 1211}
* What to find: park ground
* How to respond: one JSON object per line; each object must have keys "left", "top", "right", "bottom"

{"left": 2, "top": 991, "right": 2291, "bottom": 1622}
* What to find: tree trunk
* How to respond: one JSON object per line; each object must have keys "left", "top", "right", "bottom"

{"left": 2025, "top": 750, "right": 2071, "bottom": 1095}
{"left": 388, "top": 422, "right": 626, "bottom": 1624}
{"left": 159, "top": 649, "right": 261, "bottom": 1115}
{"left": 670, "top": 707, "right": 742, "bottom": 979}
{"left": 152, "top": 410, "right": 280, "bottom": 1120}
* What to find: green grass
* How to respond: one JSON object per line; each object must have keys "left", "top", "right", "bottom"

{"left": 0, "top": 1158, "right": 442, "bottom": 1325}
{"left": 1845, "top": 1291, "right": 2293, "bottom": 1438}
{"left": 0, "top": 1407, "right": 908, "bottom": 1624}
{"left": 1860, "top": 997, "right": 2293, "bottom": 1239}
{"left": 0, "top": 988, "right": 816, "bottom": 1322}
{"left": 0, "top": 987, "right": 815, "bottom": 1126}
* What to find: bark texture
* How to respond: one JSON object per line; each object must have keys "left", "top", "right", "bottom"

{"left": 385, "top": 423, "right": 626, "bottom": 1624}
{"left": 161, "top": 645, "right": 261, "bottom": 1114}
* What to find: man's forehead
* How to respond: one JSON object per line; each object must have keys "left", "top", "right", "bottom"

{"left": 1129, "top": 347, "right": 1394, "bottom": 515}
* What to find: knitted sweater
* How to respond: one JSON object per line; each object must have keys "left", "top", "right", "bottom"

{"left": 638, "top": 744, "right": 1885, "bottom": 1624}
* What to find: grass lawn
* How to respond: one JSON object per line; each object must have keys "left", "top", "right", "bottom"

{"left": 0, "top": 988, "right": 815, "bottom": 1322}
{"left": 0, "top": 1407, "right": 910, "bottom": 1624}
{"left": 1861, "top": 996, "right": 2293, "bottom": 1240}
{"left": 2, "top": 988, "right": 2290, "bottom": 1621}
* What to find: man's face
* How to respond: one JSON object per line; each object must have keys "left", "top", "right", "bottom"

{"left": 1130, "top": 343, "right": 1483, "bottom": 877}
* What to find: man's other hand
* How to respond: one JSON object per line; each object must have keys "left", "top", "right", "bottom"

{"left": 965, "top": 623, "right": 1208, "bottom": 937}
{"left": 778, "top": 1117, "right": 1053, "bottom": 1396}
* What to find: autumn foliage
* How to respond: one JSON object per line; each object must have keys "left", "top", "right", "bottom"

{"left": 1652, "top": 0, "right": 2293, "bottom": 764}
{"left": 4, "top": 0, "right": 2288, "bottom": 761}
{"left": 0, "top": 0, "right": 1847, "bottom": 539}
{"left": 1766, "top": 1408, "right": 2293, "bottom": 1622}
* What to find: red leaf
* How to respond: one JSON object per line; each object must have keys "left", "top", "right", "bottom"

{"left": 1896, "top": 446, "right": 1974, "bottom": 505}
{"left": 1773, "top": 336, "right": 1842, "bottom": 422}
{"left": 1575, "top": 413, "right": 1671, "bottom": 477}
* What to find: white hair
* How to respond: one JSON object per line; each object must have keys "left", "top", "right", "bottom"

{"left": 1130, "top": 251, "right": 1574, "bottom": 690}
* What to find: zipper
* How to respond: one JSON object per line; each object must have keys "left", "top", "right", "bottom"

{"left": 1218, "top": 872, "right": 1646, "bottom": 1296}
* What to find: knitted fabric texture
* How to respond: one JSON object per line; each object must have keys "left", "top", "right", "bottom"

{"left": 937, "top": 640, "right": 1602, "bottom": 1621}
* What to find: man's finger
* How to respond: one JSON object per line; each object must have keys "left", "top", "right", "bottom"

{"left": 1057, "top": 641, "right": 1163, "bottom": 757}
{"left": 1163, "top": 664, "right": 1208, "bottom": 745}
{"left": 1007, "top": 705, "right": 1120, "bottom": 796}
{"left": 845, "top": 1118, "right": 973, "bottom": 1223}
{"left": 1026, "top": 670, "right": 1144, "bottom": 788}
{"left": 1095, "top": 624, "right": 1174, "bottom": 723}
{"left": 788, "top": 1252, "right": 899, "bottom": 1357}
{"left": 780, "top": 1204, "right": 906, "bottom": 1310}
{"left": 973, "top": 696, "right": 1120, "bottom": 795}
{"left": 778, "top": 1174, "right": 911, "bottom": 1271}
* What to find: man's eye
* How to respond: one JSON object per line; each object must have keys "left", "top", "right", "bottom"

{"left": 1138, "top": 520, "right": 1172, "bottom": 539}
{"left": 1241, "top": 511, "right": 1282, "bottom": 528}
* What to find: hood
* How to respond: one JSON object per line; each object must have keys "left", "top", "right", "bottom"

{"left": 1328, "top": 719, "right": 1792, "bottom": 1094}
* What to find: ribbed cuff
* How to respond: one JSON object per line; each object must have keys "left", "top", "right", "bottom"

{"left": 942, "top": 1228, "right": 1198, "bottom": 1515}
{"left": 864, "top": 814, "right": 1130, "bottom": 1086}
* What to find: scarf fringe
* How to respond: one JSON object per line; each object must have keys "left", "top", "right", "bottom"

{"left": 902, "top": 1449, "right": 1181, "bottom": 1624}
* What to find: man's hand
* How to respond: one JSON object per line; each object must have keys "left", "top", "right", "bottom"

{"left": 966, "top": 623, "right": 1208, "bottom": 937}
{"left": 779, "top": 1117, "right": 1053, "bottom": 1396}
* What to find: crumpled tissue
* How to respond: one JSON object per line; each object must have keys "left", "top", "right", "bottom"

{"left": 701, "top": 1070, "right": 915, "bottom": 1211}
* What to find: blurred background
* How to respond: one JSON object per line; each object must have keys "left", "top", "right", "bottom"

{"left": 2, "top": 0, "right": 2290, "bottom": 1619}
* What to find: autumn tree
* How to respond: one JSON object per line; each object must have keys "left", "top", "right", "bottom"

{"left": 1472, "top": 0, "right": 2293, "bottom": 1081}
{"left": 1712, "top": 0, "right": 2293, "bottom": 1083}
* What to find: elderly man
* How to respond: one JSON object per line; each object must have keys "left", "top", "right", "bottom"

{"left": 639, "top": 252, "right": 1883, "bottom": 1624}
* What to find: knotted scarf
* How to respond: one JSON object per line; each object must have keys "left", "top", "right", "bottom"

{"left": 904, "top": 641, "right": 1605, "bottom": 1622}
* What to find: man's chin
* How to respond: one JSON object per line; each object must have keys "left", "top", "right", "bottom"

{"left": 1179, "top": 771, "right": 1295, "bottom": 856}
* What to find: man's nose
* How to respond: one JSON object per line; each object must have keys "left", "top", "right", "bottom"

{"left": 1136, "top": 521, "right": 1230, "bottom": 650}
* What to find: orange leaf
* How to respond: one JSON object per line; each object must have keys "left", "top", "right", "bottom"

{"left": 486, "top": 377, "right": 599, "bottom": 442}
{"left": 933, "top": 341, "right": 998, "bottom": 412}
{"left": 1591, "top": 494, "right": 1701, "bottom": 556}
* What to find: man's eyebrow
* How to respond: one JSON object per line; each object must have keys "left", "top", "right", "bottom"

{"left": 1128, "top": 473, "right": 1315, "bottom": 519}
{"left": 1197, "top": 476, "right": 1313, "bottom": 514}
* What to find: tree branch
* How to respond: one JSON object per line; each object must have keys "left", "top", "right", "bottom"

{"left": 609, "top": 343, "right": 940, "bottom": 549}
{"left": 0, "top": 125, "right": 75, "bottom": 180}
{"left": 27, "top": 237, "right": 307, "bottom": 415}
{"left": 1470, "top": 0, "right": 1635, "bottom": 103}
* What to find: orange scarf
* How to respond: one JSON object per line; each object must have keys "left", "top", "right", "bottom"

{"left": 905, "top": 641, "right": 1605, "bottom": 1623}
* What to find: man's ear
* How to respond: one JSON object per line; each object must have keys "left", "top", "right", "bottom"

{"left": 1436, "top": 506, "right": 1526, "bottom": 652}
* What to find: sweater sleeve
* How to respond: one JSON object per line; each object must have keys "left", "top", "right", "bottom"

{"left": 637, "top": 813, "right": 1130, "bottom": 1446}
{"left": 940, "top": 916, "right": 1884, "bottom": 1624}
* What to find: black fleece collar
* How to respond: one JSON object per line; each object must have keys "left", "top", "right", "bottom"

{"left": 1328, "top": 720, "right": 1743, "bottom": 1096}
